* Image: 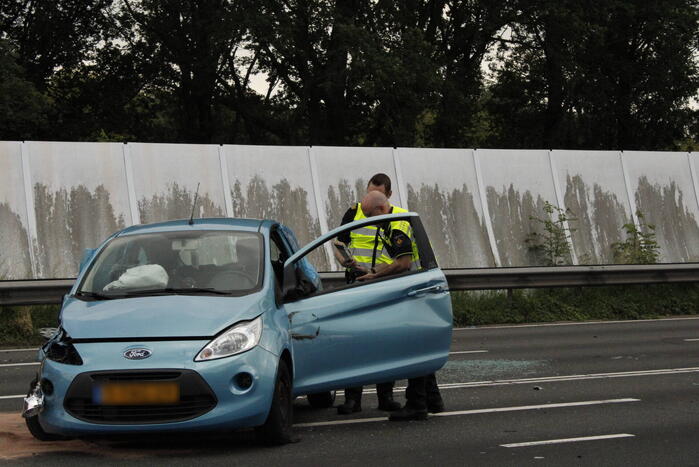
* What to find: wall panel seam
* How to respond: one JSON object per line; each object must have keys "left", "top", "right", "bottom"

{"left": 122, "top": 143, "right": 140, "bottom": 225}
{"left": 548, "top": 150, "right": 578, "bottom": 265}
{"left": 307, "top": 146, "right": 338, "bottom": 271}
{"left": 473, "top": 149, "right": 502, "bottom": 267}
{"left": 619, "top": 150, "right": 640, "bottom": 229}
{"left": 19, "top": 141, "right": 38, "bottom": 278}
{"left": 219, "top": 145, "right": 234, "bottom": 217}
{"left": 392, "top": 147, "right": 409, "bottom": 210}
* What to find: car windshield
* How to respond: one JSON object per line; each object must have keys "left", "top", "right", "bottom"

{"left": 77, "top": 230, "right": 263, "bottom": 298}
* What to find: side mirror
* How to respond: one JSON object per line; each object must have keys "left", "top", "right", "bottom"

{"left": 79, "top": 248, "right": 96, "bottom": 273}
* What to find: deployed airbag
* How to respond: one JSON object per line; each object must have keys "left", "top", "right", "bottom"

{"left": 104, "top": 264, "right": 169, "bottom": 291}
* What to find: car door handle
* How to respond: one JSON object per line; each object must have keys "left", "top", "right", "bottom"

{"left": 407, "top": 285, "right": 444, "bottom": 297}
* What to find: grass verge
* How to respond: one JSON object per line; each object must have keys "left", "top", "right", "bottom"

{"left": 0, "top": 305, "right": 60, "bottom": 348}
{"left": 452, "top": 284, "right": 699, "bottom": 326}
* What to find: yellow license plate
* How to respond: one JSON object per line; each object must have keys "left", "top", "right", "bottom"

{"left": 95, "top": 382, "right": 180, "bottom": 405}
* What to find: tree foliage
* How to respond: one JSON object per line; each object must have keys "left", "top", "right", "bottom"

{"left": 0, "top": 0, "right": 696, "bottom": 148}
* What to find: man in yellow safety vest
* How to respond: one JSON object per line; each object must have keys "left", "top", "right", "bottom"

{"left": 356, "top": 190, "right": 444, "bottom": 422}
{"left": 334, "top": 174, "right": 436, "bottom": 416}
{"left": 333, "top": 174, "right": 403, "bottom": 414}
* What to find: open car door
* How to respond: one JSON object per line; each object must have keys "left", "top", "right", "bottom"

{"left": 281, "top": 212, "right": 452, "bottom": 396}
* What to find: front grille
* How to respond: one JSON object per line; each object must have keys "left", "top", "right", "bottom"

{"left": 64, "top": 369, "right": 217, "bottom": 424}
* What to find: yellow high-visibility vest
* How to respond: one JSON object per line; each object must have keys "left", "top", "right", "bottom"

{"left": 349, "top": 204, "right": 419, "bottom": 270}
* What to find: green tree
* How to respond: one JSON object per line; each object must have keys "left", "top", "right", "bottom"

{"left": 1, "top": 0, "right": 111, "bottom": 86}
{"left": 0, "top": 41, "right": 49, "bottom": 140}
{"left": 119, "top": 0, "right": 245, "bottom": 143}
{"left": 488, "top": 0, "right": 699, "bottom": 150}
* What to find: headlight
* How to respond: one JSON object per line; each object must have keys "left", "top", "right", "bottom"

{"left": 195, "top": 316, "right": 263, "bottom": 361}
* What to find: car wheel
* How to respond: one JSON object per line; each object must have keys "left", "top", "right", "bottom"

{"left": 25, "top": 415, "right": 69, "bottom": 441}
{"left": 306, "top": 391, "right": 336, "bottom": 409}
{"left": 256, "top": 360, "right": 294, "bottom": 445}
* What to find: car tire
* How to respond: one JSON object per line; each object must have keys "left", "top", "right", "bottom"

{"left": 25, "top": 415, "right": 69, "bottom": 441}
{"left": 256, "top": 360, "right": 294, "bottom": 445}
{"left": 306, "top": 391, "right": 336, "bottom": 409}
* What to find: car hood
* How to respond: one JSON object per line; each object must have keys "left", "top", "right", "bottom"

{"left": 61, "top": 293, "right": 265, "bottom": 339}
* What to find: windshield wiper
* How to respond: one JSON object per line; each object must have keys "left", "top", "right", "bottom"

{"left": 121, "top": 287, "right": 234, "bottom": 296}
{"left": 74, "top": 291, "right": 118, "bottom": 301}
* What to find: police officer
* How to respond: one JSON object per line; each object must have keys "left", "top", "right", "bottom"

{"left": 356, "top": 190, "right": 445, "bottom": 421}
{"left": 335, "top": 173, "right": 403, "bottom": 414}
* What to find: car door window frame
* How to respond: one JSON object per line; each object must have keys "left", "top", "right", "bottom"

{"left": 282, "top": 213, "right": 438, "bottom": 302}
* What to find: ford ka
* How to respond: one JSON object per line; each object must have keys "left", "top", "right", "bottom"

{"left": 23, "top": 212, "right": 452, "bottom": 444}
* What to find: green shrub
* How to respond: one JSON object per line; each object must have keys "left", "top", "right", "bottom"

{"left": 526, "top": 201, "right": 576, "bottom": 266}
{"left": 612, "top": 211, "right": 661, "bottom": 264}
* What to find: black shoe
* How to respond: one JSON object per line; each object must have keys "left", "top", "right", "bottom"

{"left": 337, "top": 399, "right": 361, "bottom": 415}
{"left": 388, "top": 406, "right": 428, "bottom": 421}
{"left": 427, "top": 399, "right": 445, "bottom": 413}
{"left": 377, "top": 398, "right": 401, "bottom": 412}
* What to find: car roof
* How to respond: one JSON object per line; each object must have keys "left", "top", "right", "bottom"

{"left": 116, "top": 218, "right": 277, "bottom": 237}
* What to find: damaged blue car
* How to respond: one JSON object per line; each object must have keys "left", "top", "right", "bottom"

{"left": 23, "top": 212, "right": 452, "bottom": 444}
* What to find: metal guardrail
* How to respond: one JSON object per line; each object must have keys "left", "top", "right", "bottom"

{"left": 0, "top": 279, "right": 75, "bottom": 306}
{"left": 2, "top": 263, "right": 699, "bottom": 307}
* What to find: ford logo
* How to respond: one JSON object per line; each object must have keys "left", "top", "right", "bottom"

{"left": 123, "top": 348, "right": 152, "bottom": 360}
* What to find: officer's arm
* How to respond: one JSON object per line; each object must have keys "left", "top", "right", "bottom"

{"left": 358, "top": 230, "right": 412, "bottom": 281}
{"left": 334, "top": 206, "right": 357, "bottom": 267}
{"left": 358, "top": 255, "right": 410, "bottom": 281}
{"left": 337, "top": 206, "right": 356, "bottom": 245}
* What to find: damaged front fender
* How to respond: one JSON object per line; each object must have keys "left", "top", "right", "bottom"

{"left": 291, "top": 326, "right": 320, "bottom": 340}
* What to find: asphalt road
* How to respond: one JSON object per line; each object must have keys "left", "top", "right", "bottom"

{"left": 3, "top": 316, "right": 699, "bottom": 465}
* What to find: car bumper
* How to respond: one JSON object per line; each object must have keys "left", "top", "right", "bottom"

{"left": 36, "top": 342, "right": 278, "bottom": 436}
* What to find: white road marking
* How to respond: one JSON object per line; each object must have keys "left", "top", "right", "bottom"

{"left": 0, "top": 362, "right": 39, "bottom": 368}
{"left": 433, "top": 398, "right": 639, "bottom": 417}
{"left": 449, "top": 350, "right": 488, "bottom": 355}
{"left": 0, "top": 348, "right": 39, "bottom": 353}
{"left": 683, "top": 338, "right": 699, "bottom": 342}
{"left": 0, "top": 394, "right": 24, "bottom": 400}
{"left": 501, "top": 433, "right": 635, "bottom": 448}
{"left": 454, "top": 315, "right": 699, "bottom": 331}
{"left": 294, "top": 399, "right": 639, "bottom": 428}
{"left": 346, "top": 366, "right": 699, "bottom": 395}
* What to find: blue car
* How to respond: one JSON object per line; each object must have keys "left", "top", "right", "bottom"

{"left": 23, "top": 212, "right": 452, "bottom": 444}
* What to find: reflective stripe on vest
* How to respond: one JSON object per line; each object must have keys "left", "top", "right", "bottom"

{"left": 349, "top": 203, "right": 412, "bottom": 269}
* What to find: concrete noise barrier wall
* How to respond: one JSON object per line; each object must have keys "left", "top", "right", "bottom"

{"left": 2, "top": 141, "right": 699, "bottom": 279}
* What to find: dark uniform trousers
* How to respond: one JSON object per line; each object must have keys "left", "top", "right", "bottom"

{"left": 345, "top": 373, "right": 441, "bottom": 409}
{"left": 344, "top": 382, "right": 394, "bottom": 403}
{"left": 405, "top": 373, "right": 441, "bottom": 410}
